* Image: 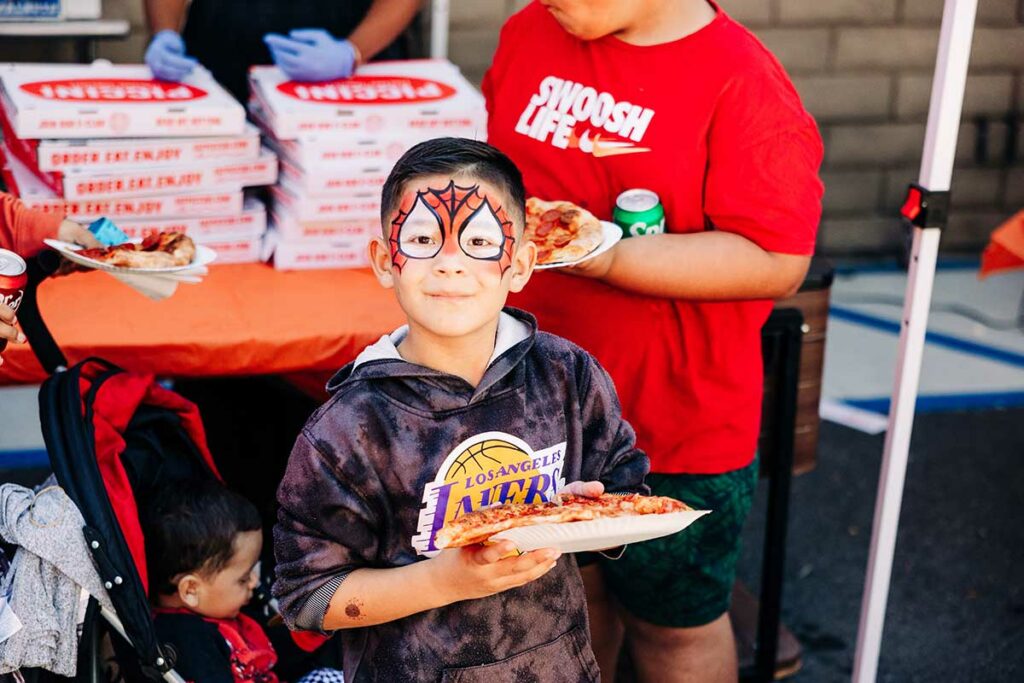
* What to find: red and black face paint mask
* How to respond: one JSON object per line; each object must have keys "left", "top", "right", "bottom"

{"left": 388, "top": 180, "right": 517, "bottom": 275}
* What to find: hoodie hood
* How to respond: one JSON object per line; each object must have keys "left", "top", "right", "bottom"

{"left": 325, "top": 308, "right": 536, "bottom": 412}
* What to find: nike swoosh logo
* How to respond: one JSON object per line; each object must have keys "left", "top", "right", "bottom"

{"left": 576, "top": 129, "right": 650, "bottom": 158}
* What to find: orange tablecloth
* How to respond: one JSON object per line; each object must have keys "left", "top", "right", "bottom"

{"left": 0, "top": 264, "right": 405, "bottom": 386}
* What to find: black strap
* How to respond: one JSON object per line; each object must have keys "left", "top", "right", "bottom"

{"left": 18, "top": 252, "right": 67, "bottom": 374}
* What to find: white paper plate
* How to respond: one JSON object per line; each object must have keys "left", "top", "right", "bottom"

{"left": 535, "top": 221, "right": 623, "bottom": 270}
{"left": 44, "top": 238, "right": 217, "bottom": 274}
{"left": 491, "top": 510, "right": 711, "bottom": 554}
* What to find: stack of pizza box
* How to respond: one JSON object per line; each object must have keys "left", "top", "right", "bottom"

{"left": 0, "top": 62, "right": 278, "bottom": 265}
{"left": 247, "top": 59, "right": 486, "bottom": 270}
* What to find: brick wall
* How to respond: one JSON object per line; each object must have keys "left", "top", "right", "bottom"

{"left": 3, "top": 0, "right": 1020, "bottom": 255}
{"left": 447, "top": 0, "right": 1024, "bottom": 255}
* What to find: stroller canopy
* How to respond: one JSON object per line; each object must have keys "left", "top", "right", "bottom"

{"left": 39, "top": 358, "right": 221, "bottom": 676}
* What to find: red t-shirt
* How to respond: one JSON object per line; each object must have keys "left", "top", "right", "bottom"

{"left": 483, "top": 2, "right": 824, "bottom": 474}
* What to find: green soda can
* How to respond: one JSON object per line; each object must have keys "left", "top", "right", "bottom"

{"left": 613, "top": 189, "right": 665, "bottom": 238}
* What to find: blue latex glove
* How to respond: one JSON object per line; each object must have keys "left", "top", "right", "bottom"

{"left": 145, "top": 30, "right": 198, "bottom": 82}
{"left": 263, "top": 29, "right": 357, "bottom": 82}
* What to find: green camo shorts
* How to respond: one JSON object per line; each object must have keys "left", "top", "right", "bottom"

{"left": 601, "top": 458, "right": 759, "bottom": 628}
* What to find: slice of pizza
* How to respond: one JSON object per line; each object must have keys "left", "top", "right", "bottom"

{"left": 74, "top": 231, "right": 196, "bottom": 270}
{"left": 524, "top": 197, "right": 605, "bottom": 265}
{"left": 435, "top": 493, "right": 691, "bottom": 549}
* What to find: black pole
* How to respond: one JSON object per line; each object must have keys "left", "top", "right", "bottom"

{"left": 754, "top": 308, "right": 803, "bottom": 682}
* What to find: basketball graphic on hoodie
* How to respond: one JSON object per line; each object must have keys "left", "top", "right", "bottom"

{"left": 412, "top": 431, "right": 567, "bottom": 556}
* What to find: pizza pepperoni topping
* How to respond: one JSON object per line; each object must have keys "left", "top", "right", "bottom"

{"left": 524, "top": 197, "right": 604, "bottom": 266}
{"left": 69, "top": 231, "right": 196, "bottom": 270}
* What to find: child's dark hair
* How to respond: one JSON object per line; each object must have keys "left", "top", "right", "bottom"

{"left": 380, "top": 137, "right": 527, "bottom": 228}
{"left": 141, "top": 478, "right": 261, "bottom": 597}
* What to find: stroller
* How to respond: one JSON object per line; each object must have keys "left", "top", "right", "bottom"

{"left": 12, "top": 251, "right": 249, "bottom": 682}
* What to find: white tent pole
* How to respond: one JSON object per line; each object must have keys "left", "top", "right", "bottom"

{"left": 430, "top": 0, "right": 450, "bottom": 59}
{"left": 851, "top": 1, "right": 978, "bottom": 682}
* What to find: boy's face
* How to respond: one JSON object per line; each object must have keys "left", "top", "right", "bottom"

{"left": 183, "top": 530, "right": 262, "bottom": 620}
{"left": 370, "top": 173, "right": 536, "bottom": 339}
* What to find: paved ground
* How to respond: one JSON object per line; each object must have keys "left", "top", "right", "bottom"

{"left": 737, "top": 408, "right": 1024, "bottom": 682}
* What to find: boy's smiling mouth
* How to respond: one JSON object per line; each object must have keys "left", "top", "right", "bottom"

{"left": 425, "top": 290, "right": 475, "bottom": 299}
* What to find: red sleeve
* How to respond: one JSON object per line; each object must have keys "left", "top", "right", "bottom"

{"left": 0, "top": 191, "right": 63, "bottom": 257}
{"left": 704, "top": 59, "right": 824, "bottom": 255}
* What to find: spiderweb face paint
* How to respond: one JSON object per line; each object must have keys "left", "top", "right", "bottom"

{"left": 388, "top": 180, "right": 516, "bottom": 275}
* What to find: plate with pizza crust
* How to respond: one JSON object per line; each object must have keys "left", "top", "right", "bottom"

{"left": 525, "top": 197, "right": 622, "bottom": 270}
{"left": 434, "top": 493, "right": 711, "bottom": 554}
{"left": 492, "top": 509, "right": 711, "bottom": 554}
{"left": 45, "top": 236, "right": 216, "bottom": 274}
{"left": 533, "top": 221, "right": 622, "bottom": 270}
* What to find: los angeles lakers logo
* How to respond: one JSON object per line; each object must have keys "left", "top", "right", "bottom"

{"left": 412, "top": 431, "right": 566, "bottom": 556}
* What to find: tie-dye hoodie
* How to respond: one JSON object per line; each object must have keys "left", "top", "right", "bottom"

{"left": 273, "top": 308, "right": 649, "bottom": 682}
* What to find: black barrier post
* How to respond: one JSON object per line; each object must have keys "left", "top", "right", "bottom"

{"left": 754, "top": 308, "right": 803, "bottom": 682}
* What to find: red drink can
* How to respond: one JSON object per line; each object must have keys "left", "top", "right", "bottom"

{"left": 0, "top": 249, "right": 28, "bottom": 353}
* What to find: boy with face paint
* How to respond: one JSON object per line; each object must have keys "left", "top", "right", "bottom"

{"left": 273, "top": 138, "right": 649, "bottom": 681}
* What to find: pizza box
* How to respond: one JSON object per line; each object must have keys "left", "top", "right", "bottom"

{"left": 0, "top": 101, "right": 62, "bottom": 193}
{"left": 271, "top": 208, "right": 377, "bottom": 242}
{"left": 270, "top": 182, "right": 380, "bottom": 222}
{"left": 251, "top": 98, "right": 429, "bottom": 171}
{"left": 248, "top": 59, "right": 486, "bottom": 141}
{"left": 33, "top": 123, "right": 261, "bottom": 172}
{"left": 59, "top": 148, "right": 277, "bottom": 200}
{"left": 264, "top": 228, "right": 370, "bottom": 271}
{"left": 265, "top": 129, "right": 414, "bottom": 173}
{"left": 107, "top": 197, "right": 267, "bottom": 242}
{"left": 278, "top": 156, "right": 386, "bottom": 198}
{"left": 0, "top": 89, "right": 260, "bottom": 174}
{"left": 3, "top": 144, "right": 243, "bottom": 219}
{"left": 199, "top": 236, "right": 264, "bottom": 264}
{"left": 0, "top": 62, "right": 245, "bottom": 139}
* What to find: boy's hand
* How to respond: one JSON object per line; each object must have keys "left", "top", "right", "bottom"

{"left": 559, "top": 480, "right": 604, "bottom": 497}
{"left": 429, "top": 541, "right": 560, "bottom": 603}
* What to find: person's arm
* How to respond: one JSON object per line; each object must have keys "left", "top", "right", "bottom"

{"left": 0, "top": 192, "right": 99, "bottom": 257}
{"left": 346, "top": 0, "right": 423, "bottom": 62}
{"left": 322, "top": 541, "right": 558, "bottom": 630}
{"left": 144, "top": 0, "right": 188, "bottom": 34}
{"left": 569, "top": 230, "right": 812, "bottom": 300}
{"left": 568, "top": 74, "right": 824, "bottom": 302}
{"left": 1, "top": 191, "right": 60, "bottom": 256}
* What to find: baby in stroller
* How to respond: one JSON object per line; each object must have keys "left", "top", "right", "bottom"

{"left": 142, "top": 479, "right": 342, "bottom": 683}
